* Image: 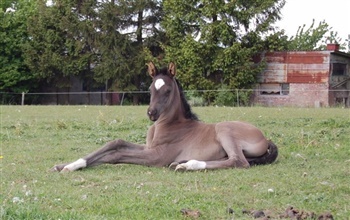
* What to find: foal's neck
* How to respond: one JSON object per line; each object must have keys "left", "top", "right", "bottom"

{"left": 175, "top": 79, "right": 199, "bottom": 121}
{"left": 161, "top": 79, "right": 198, "bottom": 123}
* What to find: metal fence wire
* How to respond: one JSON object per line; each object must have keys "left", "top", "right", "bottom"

{"left": 0, "top": 89, "right": 349, "bottom": 107}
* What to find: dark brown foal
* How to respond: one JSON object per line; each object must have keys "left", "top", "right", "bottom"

{"left": 52, "top": 62, "right": 278, "bottom": 172}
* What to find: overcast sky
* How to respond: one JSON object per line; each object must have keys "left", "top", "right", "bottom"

{"left": 276, "top": 0, "right": 350, "bottom": 47}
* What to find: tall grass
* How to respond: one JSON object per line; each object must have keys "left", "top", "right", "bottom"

{"left": 1, "top": 106, "right": 349, "bottom": 219}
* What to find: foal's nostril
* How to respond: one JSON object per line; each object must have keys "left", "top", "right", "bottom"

{"left": 147, "top": 109, "right": 157, "bottom": 116}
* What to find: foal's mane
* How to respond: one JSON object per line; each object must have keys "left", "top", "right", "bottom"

{"left": 158, "top": 67, "right": 199, "bottom": 121}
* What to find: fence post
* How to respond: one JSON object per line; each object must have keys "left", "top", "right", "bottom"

{"left": 120, "top": 93, "right": 125, "bottom": 106}
{"left": 21, "top": 92, "right": 25, "bottom": 106}
{"left": 236, "top": 89, "right": 239, "bottom": 107}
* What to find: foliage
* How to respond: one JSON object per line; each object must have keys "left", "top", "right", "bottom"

{"left": 287, "top": 19, "right": 345, "bottom": 51}
{"left": 3, "top": 0, "right": 349, "bottom": 105}
{"left": 162, "top": 0, "right": 286, "bottom": 103}
{"left": 0, "top": 0, "right": 37, "bottom": 96}
{"left": 185, "top": 91, "right": 206, "bottom": 106}
{"left": 0, "top": 0, "right": 13, "bottom": 12}
{"left": 1, "top": 106, "right": 349, "bottom": 219}
{"left": 262, "top": 30, "right": 290, "bottom": 51}
{"left": 213, "top": 85, "right": 236, "bottom": 106}
{"left": 93, "top": 0, "right": 164, "bottom": 102}
{"left": 22, "top": 0, "right": 163, "bottom": 104}
{"left": 24, "top": 0, "right": 98, "bottom": 89}
{"left": 213, "top": 86, "right": 252, "bottom": 107}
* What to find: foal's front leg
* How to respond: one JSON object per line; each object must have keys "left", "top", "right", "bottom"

{"left": 51, "top": 139, "right": 145, "bottom": 172}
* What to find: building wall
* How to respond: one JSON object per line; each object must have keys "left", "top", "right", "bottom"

{"left": 39, "top": 76, "right": 107, "bottom": 105}
{"left": 68, "top": 76, "right": 105, "bottom": 105}
{"left": 257, "top": 51, "right": 330, "bottom": 84}
{"left": 253, "top": 83, "right": 329, "bottom": 107}
{"left": 253, "top": 51, "right": 332, "bottom": 107}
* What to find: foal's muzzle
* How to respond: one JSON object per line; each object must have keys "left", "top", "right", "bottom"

{"left": 147, "top": 108, "right": 158, "bottom": 121}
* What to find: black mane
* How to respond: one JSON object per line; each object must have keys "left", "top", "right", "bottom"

{"left": 158, "top": 67, "right": 199, "bottom": 121}
{"left": 175, "top": 79, "right": 199, "bottom": 121}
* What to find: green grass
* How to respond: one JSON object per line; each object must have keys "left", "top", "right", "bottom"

{"left": 1, "top": 106, "right": 349, "bottom": 219}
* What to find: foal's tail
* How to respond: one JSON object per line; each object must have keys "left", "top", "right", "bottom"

{"left": 247, "top": 140, "right": 278, "bottom": 166}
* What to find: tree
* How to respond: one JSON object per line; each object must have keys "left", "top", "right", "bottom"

{"left": 162, "top": 0, "right": 286, "bottom": 105}
{"left": 288, "top": 19, "right": 345, "bottom": 51}
{"left": 0, "top": 0, "right": 38, "bottom": 103}
{"left": 92, "top": 0, "right": 165, "bottom": 104}
{"left": 0, "top": 0, "right": 13, "bottom": 12}
{"left": 23, "top": 0, "right": 164, "bottom": 105}
{"left": 24, "top": 0, "right": 98, "bottom": 91}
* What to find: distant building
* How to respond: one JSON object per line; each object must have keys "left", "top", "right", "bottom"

{"left": 38, "top": 76, "right": 116, "bottom": 105}
{"left": 253, "top": 44, "right": 350, "bottom": 107}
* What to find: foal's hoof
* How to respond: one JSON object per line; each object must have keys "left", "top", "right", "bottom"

{"left": 169, "top": 162, "right": 179, "bottom": 170}
{"left": 174, "top": 164, "right": 187, "bottom": 172}
{"left": 50, "top": 166, "right": 61, "bottom": 172}
{"left": 169, "top": 162, "right": 187, "bottom": 171}
{"left": 50, "top": 167, "right": 59, "bottom": 172}
{"left": 60, "top": 167, "right": 72, "bottom": 173}
{"left": 50, "top": 164, "right": 66, "bottom": 172}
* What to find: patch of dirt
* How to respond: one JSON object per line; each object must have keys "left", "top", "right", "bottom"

{"left": 181, "top": 208, "right": 201, "bottom": 218}
{"left": 232, "top": 206, "right": 334, "bottom": 219}
{"left": 181, "top": 206, "right": 334, "bottom": 219}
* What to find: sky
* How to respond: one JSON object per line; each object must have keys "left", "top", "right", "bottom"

{"left": 276, "top": 0, "right": 350, "bottom": 49}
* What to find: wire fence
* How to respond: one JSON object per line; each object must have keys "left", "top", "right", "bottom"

{"left": 0, "top": 89, "right": 349, "bottom": 107}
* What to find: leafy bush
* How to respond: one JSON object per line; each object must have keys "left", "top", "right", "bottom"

{"left": 214, "top": 87, "right": 235, "bottom": 106}
{"left": 214, "top": 87, "right": 253, "bottom": 107}
{"left": 185, "top": 91, "right": 207, "bottom": 106}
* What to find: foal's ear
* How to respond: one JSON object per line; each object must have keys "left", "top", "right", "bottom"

{"left": 147, "top": 62, "right": 157, "bottom": 78}
{"left": 168, "top": 62, "right": 176, "bottom": 77}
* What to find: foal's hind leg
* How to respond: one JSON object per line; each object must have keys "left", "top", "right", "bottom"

{"left": 173, "top": 131, "right": 249, "bottom": 171}
{"left": 211, "top": 126, "right": 251, "bottom": 168}
{"left": 215, "top": 134, "right": 250, "bottom": 168}
{"left": 52, "top": 139, "right": 145, "bottom": 172}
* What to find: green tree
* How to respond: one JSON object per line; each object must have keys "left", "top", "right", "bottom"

{"left": 23, "top": 0, "right": 164, "bottom": 104}
{"left": 0, "top": 0, "right": 37, "bottom": 103}
{"left": 288, "top": 19, "right": 345, "bottom": 51}
{"left": 0, "top": 0, "right": 13, "bottom": 12}
{"left": 162, "top": 0, "right": 286, "bottom": 105}
{"left": 24, "top": 0, "right": 98, "bottom": 91}
{"left": 92, "top": 0, "right": 165, "bottom": 104}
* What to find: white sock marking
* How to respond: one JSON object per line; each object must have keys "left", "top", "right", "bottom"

{"left": 154, "top": 79, "right": 165, "bottom": 90}
{"left": 63, "top": 158, "right": 87, "bottom": 171}
{"left": 184, "top": 160, "right": 206, "bottom": 170}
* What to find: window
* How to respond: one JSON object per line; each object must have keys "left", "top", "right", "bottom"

{"left": 332, "top": 63, "right": 347, "bottom": 76}
{"left": 281, "top": 83, "right": 290, "bottom": 95}
{"left": 260, "top": 83, "right": 289, "bottom": 95}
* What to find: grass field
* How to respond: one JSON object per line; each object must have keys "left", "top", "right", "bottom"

{"left": 1, "top": 106, "right": 349, "bottom": 219}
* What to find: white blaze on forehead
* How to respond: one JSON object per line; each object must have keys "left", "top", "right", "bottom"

{"left": 154, "top": 78, "right": 165, "bottom": 90}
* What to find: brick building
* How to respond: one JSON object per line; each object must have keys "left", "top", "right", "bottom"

{"left": 253, "top": 44, "right": 350, "bottom": 107}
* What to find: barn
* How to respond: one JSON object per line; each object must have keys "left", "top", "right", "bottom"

{"left": 253, "top": 44, "right": 350, "bottom": 107}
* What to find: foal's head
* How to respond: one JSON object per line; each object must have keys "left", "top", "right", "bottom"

{"left": 147, "top": 62, "right": 198, "bottom": 122}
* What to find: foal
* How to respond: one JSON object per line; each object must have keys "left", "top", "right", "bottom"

{"left": 52, "top": 62, "right": 278, "bottom": 172}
